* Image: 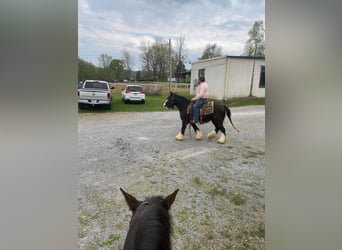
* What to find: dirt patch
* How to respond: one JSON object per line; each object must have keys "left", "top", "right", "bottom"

{"left": 78, "top": 106, "right": 265, "bottom": 249}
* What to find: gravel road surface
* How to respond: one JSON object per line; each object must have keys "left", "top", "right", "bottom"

{"left": 78, "top": 105, "right": 265, "bottom": 249}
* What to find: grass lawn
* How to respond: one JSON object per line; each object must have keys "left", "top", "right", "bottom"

{"left": 78, "top": 89, "right": 265, "bottom": 113}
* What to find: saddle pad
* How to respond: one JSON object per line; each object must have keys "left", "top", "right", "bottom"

{"left": 200, "top": 101, "right": 214, "bottom": 115}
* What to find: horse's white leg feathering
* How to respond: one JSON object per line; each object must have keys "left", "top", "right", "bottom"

{"left": 217, "top": 132, "right": 226, "bottom": 144}
{"left": 175, "top": 132, "right": 185, "bottom": 141}
{"left": 195, "top": 130, "right": 203, "bottom": 140}
{"left": 207, "top": 130, "right": 216, "bottom": 139}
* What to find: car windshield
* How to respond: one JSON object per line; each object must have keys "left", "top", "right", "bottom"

{"left": 84, "top": 82, "right": 108, "bottom": 89}
{"left": 127, "top": 86, "right": 142, "bottom": 92}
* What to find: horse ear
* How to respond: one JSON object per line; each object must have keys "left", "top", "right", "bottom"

{"left": 164, "top": 189, "right": 179, "bottom": 210}
{"left": 120, "top": 188, "right": 142, "bottom": 212}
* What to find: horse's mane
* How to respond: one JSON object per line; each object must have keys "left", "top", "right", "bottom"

{"left": 131, "top": 196, "right": 172, "bottom": 249}
{"left": 171, "top": 93, "right": 190, "bottom": 112}
{"left": 173, "top": 93, "right": 190, "bottom": 103}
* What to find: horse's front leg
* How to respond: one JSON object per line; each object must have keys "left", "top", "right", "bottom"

{"left": 191, "top": 123, "right": 202, "bottom": 140}
{"left": 175, "top": 121, "right": 188, "bottom": 141}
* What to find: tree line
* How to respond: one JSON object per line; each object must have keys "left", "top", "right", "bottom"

{"left": 78, "top": 20, "right": 265, "bottom": 83}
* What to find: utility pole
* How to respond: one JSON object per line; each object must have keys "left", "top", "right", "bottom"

{"left": 249, "top": 44, "right": 257, "bottom": 97}
{"left": 169, "top": 39, "right": 172, "bottom": 92}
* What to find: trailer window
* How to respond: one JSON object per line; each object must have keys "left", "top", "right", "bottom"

{"left": 198, "top": 69, "right": 205, "bottom": 79}
{"left": 259, "top": 65, "right": 265, "bottom": 88}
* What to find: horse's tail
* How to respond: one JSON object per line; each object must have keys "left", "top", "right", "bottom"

{"left": 224, "top": 105, "right": 240, "bottom": 132}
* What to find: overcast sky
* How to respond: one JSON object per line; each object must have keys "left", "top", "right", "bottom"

{"left": 78, "top": 0, "right": 264, "bottom": 70}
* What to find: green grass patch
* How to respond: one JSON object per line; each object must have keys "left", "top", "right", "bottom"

{"left": 244, "top": 150, "right": 265, "bottom": 158}
{"left": 192, "top": 177, "right": 203, "bottom": 187}
{"left": 78, "top": 90, "right": 264, "bottom": 113}
{"left": 207, "top": 234, "right": 214, "bottom": 240}
{"left": 208, "top": 185, "right": 227, "bottom": 197}
{"left": 175, "top": 226, "right": 187, "bottom": 235}
{"left": 218, "top": 175, "right": 228, "bottom": 182}
{"left": 99, "top": 234, "right": 120, "bottom": 247}
{"left": 229, "top": 192, "right": 246, "bottom": 206}
{"left": 217, "top": 96, "right": 265, "bottom": 107}
{"left": 177, "top": 208, "right": 196, "bottom": 223}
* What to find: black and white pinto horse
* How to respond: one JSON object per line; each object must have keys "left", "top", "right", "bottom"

{"left": 163, "top": 92, "right": 239, "bottom": 144}
{"left": 120, "top": 188, "right": 179, "bottom": 250}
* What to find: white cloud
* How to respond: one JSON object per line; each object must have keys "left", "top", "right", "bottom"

{"left": 78, "top": 0, "right": 265, "bottom": 68}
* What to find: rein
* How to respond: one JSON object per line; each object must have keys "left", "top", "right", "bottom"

{"left": 188, "top": 123, "right": 192, "bottom": 139}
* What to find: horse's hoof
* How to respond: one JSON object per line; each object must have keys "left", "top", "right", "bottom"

{"left": 195, "top": 131, "right": 203, "bottom": 140}
{"left": 217, "top": 134, "right": 226, "bottom": 144}
{"left": 175, "top": 133, "right": 185, "bottom": 141}
{"left": 207, "top": 130, "right": 216, "bottom": 139}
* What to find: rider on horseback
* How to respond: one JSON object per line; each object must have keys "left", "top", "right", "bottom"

{"left": 191, "top": 76, "right": 209, "bottom": 124}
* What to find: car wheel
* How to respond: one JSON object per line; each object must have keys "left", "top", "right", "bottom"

{"left": 106, "top": 103, "right": 112, "bottom": 110}
{"left": 78, "top": 103, "right": 84, "bottom": 109}
{"left": 124, "top": 99, "right": 128, "bottom": 104}
{"left": 141, "top": 100, "right": 145, "bottom": 104}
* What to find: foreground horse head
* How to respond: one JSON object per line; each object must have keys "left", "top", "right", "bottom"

{"left": 163, "top": 92, "right": 239, "bottom": 143}
{"left": 120, "top": 188, "right": 179, "bottom": 250}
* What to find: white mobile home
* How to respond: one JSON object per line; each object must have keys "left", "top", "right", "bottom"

{"left": 190, "top": 56, "right": 265, "bottom": 100}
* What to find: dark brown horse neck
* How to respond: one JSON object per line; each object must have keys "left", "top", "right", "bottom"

{"left": 173, "top": 94, "right": 191, "bottom": 112}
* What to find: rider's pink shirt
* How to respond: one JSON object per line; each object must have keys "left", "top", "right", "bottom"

{"left": 194, "top": 81, "right": 209, "bottom": 100}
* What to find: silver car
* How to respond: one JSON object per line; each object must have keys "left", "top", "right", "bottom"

{"left": 121, "top": 85, "right": 145, "bottom": 104}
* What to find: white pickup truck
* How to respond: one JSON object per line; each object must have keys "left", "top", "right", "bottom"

{"left": 78, "top": 80, "right": 114, "bottom": 109}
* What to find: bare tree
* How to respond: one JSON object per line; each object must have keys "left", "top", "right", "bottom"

{"left": 140, "top": 39, "right": 170, "bottom": 81}
{"left": 242, "top": 20, "right": 265, "bottom": 57}
{"left": 98, "top": 54, "right": 112, "bottom": 68}
{"left": 121, "top": 49, "right": 134, "bottom": 79}
{"left": 140, "top": 41, "right": 154, "bottom": 80}
{"left": 175, "top": 35, "right": 188, "bottom": 63}
{"left": 109, "top": 59, "right": 124, "bottom": 80}
{"left": 199, "top": 43, "right": 223, "bottom": 60}
{"left": 175, "top": 35, "right": 188, "bottom": 82}
{"left": 242, "top": 20, "right": 265, "bottom": 97}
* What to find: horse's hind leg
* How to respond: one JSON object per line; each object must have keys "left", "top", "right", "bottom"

{"left": 217, "top": 126, "right": 227, "bottom": 144}
{"left": 207, "top": 120, "right": 221, "bottom": 140}
{"left": 207, "top": 128, "right": 217, "bottom": 139}
{"left": 207, "top": 130, "right": 216, "bottom": 139}
{"left": 211, "top": 120, "right": 227, "bottom": 144}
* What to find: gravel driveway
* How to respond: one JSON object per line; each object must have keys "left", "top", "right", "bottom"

{"left": 78, "top": 105, "right": 265, "bottom": 249}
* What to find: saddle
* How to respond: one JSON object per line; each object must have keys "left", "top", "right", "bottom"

{"left": 188, "top": 101, "right": 214, "bottom": 123}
